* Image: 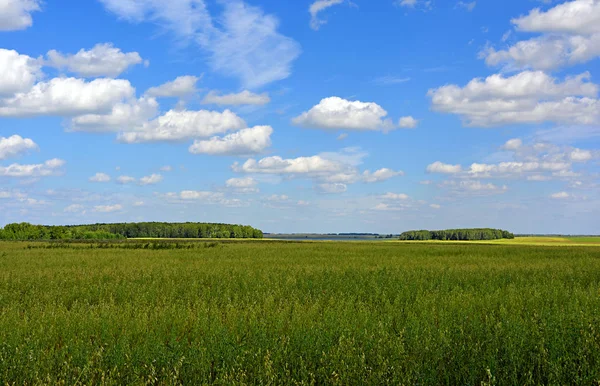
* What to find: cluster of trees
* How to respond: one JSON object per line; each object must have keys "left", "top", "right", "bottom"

{"left": 0, "top": 222, "right": 264, "bottom": 241}
{"left": 399, "top": 228, "right": 515, "bottom": 241}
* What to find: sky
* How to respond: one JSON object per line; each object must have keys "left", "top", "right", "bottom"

{"left": 0, "top": 0, "right": 599, "bottom": 234}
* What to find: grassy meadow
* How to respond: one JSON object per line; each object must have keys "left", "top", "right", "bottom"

{"left": 1, "top": 240, "right": 600, "bottom": 384}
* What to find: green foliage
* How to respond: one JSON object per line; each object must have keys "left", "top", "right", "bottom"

{"left": 399, "top": 228, "right": 515, "bottom": 241}
{"left": 0, "top": 222, "right": 263, "bottom": 241}
{"left": 0, "top": 241, "right": 599, "bottom": 384}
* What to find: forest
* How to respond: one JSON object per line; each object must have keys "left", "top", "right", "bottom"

{"left": 0, "top": 222, "right": 264, "bottom": 240}
{"left": 399, "top": 228, "right": 515, "bottom": 241}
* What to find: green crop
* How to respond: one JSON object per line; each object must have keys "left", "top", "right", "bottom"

{"left": 0, "top": 241, "right": 599, "bottom": 385}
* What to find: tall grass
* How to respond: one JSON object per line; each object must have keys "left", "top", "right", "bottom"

{"left": 0, "top": 241, "right": 599, "bottom": 384}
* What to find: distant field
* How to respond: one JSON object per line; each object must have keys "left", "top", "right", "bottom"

{"left": 1, "top": 241, "right": 599, "bottom": 384}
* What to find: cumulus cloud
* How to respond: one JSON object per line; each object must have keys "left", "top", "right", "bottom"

{"left": 0, "top": 135, "right": 38, "bottom": 160}
{"left": 0, "top": 49, "right": 42, "bottom": 97}
{"left": 234, "top": 155, "right": 344, "bottom": 175}
{"left": 0, "top": 158, "right": 65, "bottom": 177}
{"left": 513, "top": 0, "right": 600, "bottom": 35}
{"left": 46, "top": 43, "right": 143, "bottom": 77}
{"left": 145, "top": 75, "right": 199, "bottom": 98}
{"left": 0, "top": 77, "right": 135, "bottom": 117}
{"left": 501, "top": 138, "right": 523, "bottom": 151}
{"left": 116, "top": 175, "right": 136, "bottom": 184}
{"left": 64, "top": 204, "right": 85, "bottom": 213}
{"left": 139, "top": 173, "right": 163, "bottom": 185}
{"left": 233, "top": 147, "right": 402, "bottom": 193}
{"left": 160, "top": 165, "right": 172, "bottom": 172}
{"left": 427, "top": 161, "right": 462, "bottom": 174}
{"left": 316, "top": 183, "right": 347, "bottom": 194}
{"left": 117, "top": 109, "right": 246, "bottom": 143}
{"left": 292, "top": 97, "right": 395, "bottom": 131}
{"left": 442, "top": 180, "right": 508, "bottom": 195}
{"left": 482, "top": 0, "right": 600, "bottom": 71}
{"left": 69, "top": 97, "right": 159, "bottom": 133}
{"left": 0, "top": 0, "right": 41, "bottom": 31}
{"left": 570, "top": 148, "right": 593, "bottom": 162}
{"left": 188, "top": 125, "right": 272, "bottom": 156}
{"left": 550, "top": 191, "right": 570, "bottom": 199}
{"left": 398, "top": 116, "right": 419, "bottom": 129}
{"left": 362, "top": 168, "right": 404, "bottom": 183}
{"left": 202, "top": 90, "right": 270, "bottom": 106}
{"left": 428, "top": 71, "right": 600, "bottom": 127}
{"left": 430, "top": 203, "right": 441, "bottom": 209}
{"left": 431, "top": 139, "right": 595, "bottom": 182}
{"left": 89, "top": 172, "right": 111, "bottom": 183}
{"left": 381, "top": 192, "right": 410, "bottom": 200}
{"left": 309, "top": 0, "right": 344, "bottom": 30}
{"left": 226, "top": 177, "right": 259, "bottom": 193}
{"left": 93, "top": 204, "right": 123, "bottom": 213}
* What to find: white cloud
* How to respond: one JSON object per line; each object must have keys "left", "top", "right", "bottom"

{"left": 456, "top": 1, "right": 476, "bottom": 11}
{"left": 381, "top": 192, "right": 410, "bottom": 200}
{"left": 551, "top": 191, "right": 570, "bottom": 199}
{"left": 428, "top": 71, "right": 600, "bottom": 127}
{"left": 297, "top": 200, "right": 310, "bottom": 206}
{"left": 513, "top": 0, "right": 600, "bottom": 35}
{"left": 501, "top": 138, "right": 523, "bottom": 151}
{"left": 427, "top": 161, "right": 462, "bottom": 174}
{"left": 0, "top": 77, "right": 135, "bottom": 117}
{"left": 160, "top": 165, "right": 172, "bottom": 172}
{"left": 0, "top": 135, "right": 38, "bottom": 160}
{"left": 0, "top": 0, "right": 40, "bottom": 31}
{"left": 317, "top": 183, "right": 347, "bottom": 194}
{"left": 430, "top": 203, "right": 441, "bottom": 209}
{"left": 482, "top": 1, "right": 600, "bottom": 71}
{"left": 116, "top": 175, "right": 136, "bottom": 184}
{"left": 266, "top": 194, "right": 289, "bottom": 202}
{"left": 69, "top": 97, "right": 158, "bottom": 133}
{"left": 188, "top": 125, "right": 272, "bottom": 156}
{"left": 398, "top": 116, "right": 418, "bottom": 129}
{"left": 202, "top": 90, "right": 270, "bottom": 106}
{"left": 0, "top": 49, "right": 42, "bottom": 97}
{"left": 145, "top": 75, "right": 199, "bottom": 98}
{"left": 442, "top": 180, "right": 508, "bottom": 195}
{"left": 309, "top": 0, "right": 344, "bottom": 30}
{"left": 205, "top": 2, "right": 301, "bottom": 89}
{"left": 93, "top": 204, "right": 123, "bottom": 213}
{"left": 226, "top": 177, "right": 259, "bottom": 193}
{"left": 372, "top": 76, "right": 411, "bottom": 85}
{"left": 139, "top": 173, "right": 163, "bottom": 185}
{"left": 64, "top": 204, "right": 85, "bottom": 213}
{"left": 362, "top": 168, "right": 404, "bottom": 182}
{"left": 133, "top": 201, "right": 145, "bottom": 206}
{"left": 178, "top": 190, "right": 224, "bottom": 201}
{"left": 482, "top": 34, "right": 600, "bottom": 71}
{"left": 89, "top": 172, "right": 111, "bottom": 183}
{"left": 570, "top": 148, "right": 593, "bottom": 162}
{"left": 46, "top": 43, "right": 143, "bottom": 77}
{"left": 292, "top": 97, "right": 395, "bottom": 131}
{"left": 100, "top": 0, "right": 301, "bottom": 89}
{"left": 117, "top": 109, "right": 246, "bottom": 143}
{"left": 234, "top": 155, "right": 344, "bottom": 175}
{"left": 0, "top": 158, "right": 65, "bottom": 177}
{"left": 394, "top": 0, "right": 432, "bottom": 10}
{"left": 337, "top": 133, "right": 348, "bottom": 140}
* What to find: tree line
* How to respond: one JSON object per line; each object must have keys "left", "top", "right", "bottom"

{"left": 399, "top": 228, "right": 515, "bottom": 241}
{"left": 0, "top": 222, "right": 264, "bottom": 241}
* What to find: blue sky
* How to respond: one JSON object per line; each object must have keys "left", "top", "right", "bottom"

{"left": 1, "top": 0, "right": 599, "bottom": 234}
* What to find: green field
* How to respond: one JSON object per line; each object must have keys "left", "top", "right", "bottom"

{"left": 1, "top": 241, "right": 600, "bottom": 385}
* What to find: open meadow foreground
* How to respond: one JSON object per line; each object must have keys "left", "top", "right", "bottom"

{"left": 1, "top": 240, "right": 600, "bottom": 385}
